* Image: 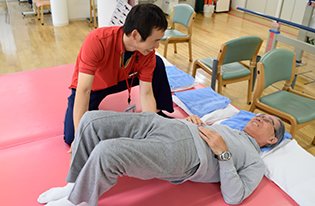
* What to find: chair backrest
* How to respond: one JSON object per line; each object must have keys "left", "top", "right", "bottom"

{"left": 259, "top": 49, "right": 296, "bottom": 88}
{"left": 220, "top": 36, "right": 263, "bottom": 64}
{"left": 171, "top": 4, "right": 195, "bottom": 28}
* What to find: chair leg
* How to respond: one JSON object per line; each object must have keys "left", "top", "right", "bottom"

{"left": 90, "top": 7, "right": 92, "bottom": 23}
{"left": 41, "top": 6, "right": 44, "bottom": 25}
{"left": 312, "top": 135, "right": 315, "bottom": 145}
{"left": 188, "top": 40, "right": 192, "bottom": 62}
{"left": 247, "top": 79, "right": 252, "bottom": 105}
{"left": 37, "top": 6, "right": 40, "bottom": 20}
{"left": 248, "top": 102, "right": 256, "bottom": 112}
{"left": 163, "top": 42, "right": 168, "bottom": 59}
{"left": 217, "top": 80, "right": 222, "bottom": 94}
{"left": 94, "top": 12, "right": 97, "bottom": 29}
{"left": 174, "top": 43, "right": 177, "bottom": 54}
{"left": 289, "top": 123, "right": 297, "bottom": 139}
{"left": 192, "top": 61, "right": 198, "bottom": 78}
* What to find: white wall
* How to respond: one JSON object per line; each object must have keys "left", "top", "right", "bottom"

{"left": 291, "top": 0, "right": 308, "bottom": 24}
{"left": 246, "top": 0, "right": 267, "bottom": 13}
{"left": 231, "top": 0, "right": 308, "bottom": 25}
{"left": 154, "top": 0, "right": 163, "bottom": 8}
{"left": 231, "top": 0, "right": 246, "bottom": 10}
{"left": 65, "top": 0, "right": 309, "bottom": 25}
{"left": 274, "top": 0, "right": 307, "bottom": 24}
{"left": 280, "top": 0, "right": 295, "bottom": 21}
{"left": 65, "top": 0, "right": 128, "bottom": 24}
{"left": 67, "top": 0, "right": 90, "bottom": 21}
{"left": 98, "top": 0, "right": 117, "bottom": 27}
{"left": 264, "top": 0, "right": 280, "bottom": 17}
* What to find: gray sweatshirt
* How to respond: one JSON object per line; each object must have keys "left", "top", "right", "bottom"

{"left": 179, "top": 120, "right": 266, "bottom": 205}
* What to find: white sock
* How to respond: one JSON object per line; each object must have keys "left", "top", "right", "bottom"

{"left": 38, "top": 183, "right": 75, "bottom": 204}
{"left": 45, "top": 196, "right": 74, "bottom": 206}
{"left": 45, "top": 196, "right": 89, "bottom": 206}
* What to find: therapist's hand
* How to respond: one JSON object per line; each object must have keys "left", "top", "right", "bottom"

{"left": 67, "top": 142, "right": 74, "bottom": 154}
{"left": 68, "top": 142, "right": 74, "bottom": 166}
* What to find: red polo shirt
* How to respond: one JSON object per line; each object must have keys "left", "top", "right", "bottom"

{"left": 70, "top": 26, "right": 156, "bottom": 91}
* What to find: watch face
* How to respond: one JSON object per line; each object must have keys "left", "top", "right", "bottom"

{"left": 223, "top": 152, "right": 230, "bottom": 160}
{"left": 221, "top": 151, "right": 232, "bottom": 160}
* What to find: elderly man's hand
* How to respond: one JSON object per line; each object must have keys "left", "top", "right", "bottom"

{"left": 198, "top": 126, "right": 228, "bottom": 155}
{"left": 185, "top": 115, "right": 205, "bottom": 126}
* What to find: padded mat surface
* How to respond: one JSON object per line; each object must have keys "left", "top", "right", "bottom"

{"left": 0, "top": 136, "right": 297, "bottom": 206}
{"left": 0, "top": 65, "right": 297, "bottom": 206}
{"left": 0, "top": 136, "right": 69, "bottom": 206}
{"left": 0, "top": 64, "right": 75, "bottom": 149}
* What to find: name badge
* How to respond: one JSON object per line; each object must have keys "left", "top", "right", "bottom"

{"left": 124, "top": 104, "right": 136, "bottom": 113}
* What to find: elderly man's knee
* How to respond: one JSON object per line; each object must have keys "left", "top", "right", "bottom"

{"left": 97, "top": 140, "right": 120, "bottom": 153}
{"left": 79, "top": 111, "right": 95, "bottom": 127}
{"left": 93, "top": 140, "right": 123, "bottom": 165}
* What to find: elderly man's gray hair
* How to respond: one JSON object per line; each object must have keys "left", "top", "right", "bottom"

{"left": 263, "top": 117, "right": 285, "bottom": 149}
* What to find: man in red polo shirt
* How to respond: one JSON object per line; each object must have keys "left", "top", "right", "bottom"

{"left": 64, "top": 3, "right": 174, "bottom": 147}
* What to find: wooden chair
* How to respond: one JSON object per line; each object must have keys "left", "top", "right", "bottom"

{"left": 192, "top": 36, "right": 263, "bottom": 104}
{"left": 34, "top": 0, "right": 51, "bottom": 25}
{"left": 160, "top": 4, "right": 196, "bottom": 61}
{"left": 89, "top": 0, "right": 98, "bottom": 29}
{"left": 249, "top": 49, "right": 315, "bottom": 144}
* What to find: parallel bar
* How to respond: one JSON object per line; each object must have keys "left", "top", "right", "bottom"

{"left": 277, "top": 35, "right": 315, "bottom": 54}
{"left": 236, "top": 7, "right": 315, "bottom": 34}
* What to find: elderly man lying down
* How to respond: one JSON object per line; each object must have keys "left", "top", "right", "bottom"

{"left": 38, "top": 110, "right": 285, "bottom": 206}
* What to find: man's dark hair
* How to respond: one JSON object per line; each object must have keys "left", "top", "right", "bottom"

{"left": 123, "top": 3, "right": 168, "bottom": 41}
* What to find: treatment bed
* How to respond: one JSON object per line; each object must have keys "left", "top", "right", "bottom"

{"left": 0, "top": 55, "right": 314, "bottom": 206}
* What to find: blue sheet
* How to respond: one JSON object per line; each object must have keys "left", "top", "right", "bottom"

{"left": 165, "top": 65, "right": 195, "bottom": 90}
{"left": 221, "top": 110, "right": 292, "bottom": 152}
{"left": 174, "top": 87, "right": 231, "bottom": 118}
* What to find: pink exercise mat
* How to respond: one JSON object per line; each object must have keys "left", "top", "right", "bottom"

{"left": 0, "top": 64, "right": 298, "bottom": 206}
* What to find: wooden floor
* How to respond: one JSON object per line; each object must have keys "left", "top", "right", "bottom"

{"left": 1, "top": 1, "right": 314, "bottom": 156}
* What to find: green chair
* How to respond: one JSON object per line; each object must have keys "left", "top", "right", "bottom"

{"left": 192, "top": 36, "right": 263, "bottom": 104}
{"left": 160, "top": 4, "right": 196, "bottom": 61}
{"left": 250, "top": 49, "right": 315, "bottom": 144}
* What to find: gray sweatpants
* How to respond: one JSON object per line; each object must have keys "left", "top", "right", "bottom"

{"left": 66, "top": 111, "right": 200, "bottom": 206}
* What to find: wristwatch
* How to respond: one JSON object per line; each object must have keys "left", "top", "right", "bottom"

{"left": 215, "top": 151, "right": 232, "bottom": 161}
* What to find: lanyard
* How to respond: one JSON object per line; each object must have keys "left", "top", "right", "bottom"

{"left": 120, "top": 52, "right": 136, "bottom": 105}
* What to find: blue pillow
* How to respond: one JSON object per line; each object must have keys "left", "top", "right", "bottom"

{"left": 221, "top": 110, "right": 292, "bottom": 152}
